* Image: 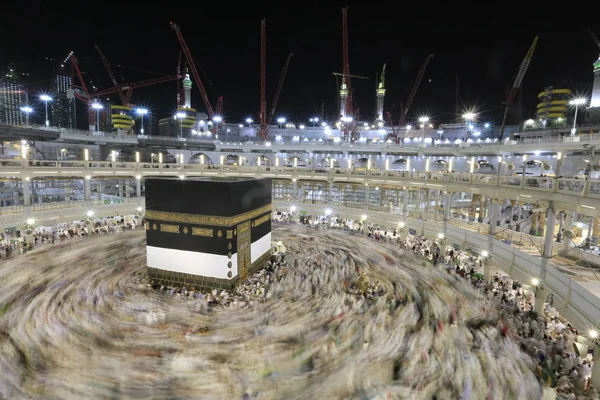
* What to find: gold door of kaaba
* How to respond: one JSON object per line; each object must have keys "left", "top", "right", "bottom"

{"left": 237, "top": 221, "right": 251, "bottom": 280}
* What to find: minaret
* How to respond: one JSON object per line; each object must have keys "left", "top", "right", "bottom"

{"left": 182, "top": 73, "right": 192, "bottom": 108}
{"left": 591, "top": 55, "right": 600, "bottom": 108}
{"left": 376, "top": 63, "right": 386, "bottom": 121}
{"left": 340, "top": 79, "right": 348, "bottom": 118}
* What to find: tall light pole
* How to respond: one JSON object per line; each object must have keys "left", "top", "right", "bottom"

{"left": 418, "top": 116, "right": 430, "bottom": 141}
{"left": 91, "top": 102, "right": 103, "bottom": 131}
{"left": 40, "top": 95, "right": 52, "bottom": 127}
{"left": 20, "top": 106, "right": 33, "bottom": 126}
{"left": 136, "top": 108, "right": 148, "bottom": 135}
{"left": 569, "top": 98, "right": 587, "bottom": 135}
{"left": 462, "top": 112, "right": 476, "bottom": 141}
{"left": 176, "top": 112, "right": 186, "bottom": 138}
{"left": 213, "top": 115, "right": 222, "bottom": 139}
{"left": 277, "top": 117, "right": 286, "bottom": 128}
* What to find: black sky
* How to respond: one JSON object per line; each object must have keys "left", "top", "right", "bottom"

{"left": 2, "top": 2, "right": 600, "bottom": 126}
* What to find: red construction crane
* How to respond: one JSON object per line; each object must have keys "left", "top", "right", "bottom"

{"left": 94, "top": 45, "right": 126, "bottom": 105}
{"left": 170, "top": 22, "right": 215, "bottom": 118}
{"left": 259, "top": 19, "right": 268, "bottom": 140}
{"left": 268, "top": 53, "right": 293, "bottom": 125}
{"left": 387, "top": 54, "right": 434, "bottom": 143}
{"left": 497, "top": 37, "right": 538, "bottom": 142}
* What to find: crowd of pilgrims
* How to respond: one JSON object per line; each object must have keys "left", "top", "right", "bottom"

{"left": 0, "top": 210, "right": 596, "bottom": 398}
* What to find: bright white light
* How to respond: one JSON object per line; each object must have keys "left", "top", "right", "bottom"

{"left": 290, "top": 205, "right": 297, "bottom": 212}
{"left": 363, "top": 122, "right": 369, "bottom": 127}
{"left": 484, "top": 123, "right": 490, "bottom": 128}
{"left": 324, "top": 208, "right": 332, "bottom": 216}
{"left": 238, "top": 124, "right": 243, "bottom": 127}
{"left": 91, "top": 103, "right": 103, "bottom": 110}
{"left": 136, "top": 207, "right": 143, "bottom": 212}
{"left": 313, "top": 117, "right": 319, "bottom": 122}
{"left": 40, "top": 94, "right": 52, "bottom": 102}
{"left": 175, "top": 112, "right": 186, "bottom": 119}
{"left": 481, "top": 250, "right": 489, "bottom": 258}
{"left": 531, "top": 278, "right": 540, "bottom": 286}
{"left": 20, "top": 106, "right": 33, "bottom": 113}
{"left": 321, "top": 122, "right": 326, "bottom": 127}
{"left": 437, "top": 233, "right": 444, "bottom": 239}
{"left": 377, "top": 121, "right": 384, "bottom": 127}
{"left": 213, "top": 116, "right": 223, "bottom": 122}
{"left": 136, "top": 108, "right": 148, "bottom": 115}
{"left": 341, "top": 116, "right": 353, "bottom": 123}
{"left": 299, "top": 124, "right": 305, "bottom": 129}
{"left": 398, "top": 221, "right": 405, "bottom": 228}
{"left": 406, "top": 125, "right": 412, "bottom": 130}
{"left": 26, "top": 218, "right": 35, "bottom": 225}
{"left": 590, "top": 330, "right": 598, "bottom": 339}
{"left": 418, "top": 116, "right": 430, "bottom": 123}
{"left": 570, "top": 98, "right": 586, "bottom": 106}
{"left": 277, "top": 117, "right": 286, "bottom": 123}
{"left": 179, "top": 175, "right": 185, "bottom": 179}
{"left": 86, "top": 210, "right": 94, "bottom": 217}
{"left": 361, "top": 214, "right": 367, "bottom": 221}
{"left": 462, "top": 112, "right": 476, "bottom": 121}
{"left": 245, "top": 118, "right": 253, "bottom": 124}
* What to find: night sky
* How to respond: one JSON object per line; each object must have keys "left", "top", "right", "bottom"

{"left": 2, "top": 3, "right": 599, "bottom": 126}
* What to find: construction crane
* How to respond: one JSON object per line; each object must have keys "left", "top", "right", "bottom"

{"left": 387, "top": 54, "right": 434, "bottom": 143}
{"left": 170, "top": 22, "right": 215, "bottom": 118}
{"left": 497, "top": 36, "right": 538, "bottom": 142}
{"left": 332, "top": 72, "right": 369, "bottom": 80}
{"left": 588, "top": 29, "right": 600, "bottom": 50}
{"left": 259, "top": 19, "right": 268, "bottom": 140}
{"left": 94, "top": 45, "right": 126, "bottom": 105}
{"left": 341, "top": 7, "right": 352, "bottom": 118}
{"left": 268, "top": 53, "right": 294, "bottom": 126}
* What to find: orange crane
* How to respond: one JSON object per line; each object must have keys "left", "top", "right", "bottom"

{"left": 268, "top": 53, "right": 294, "bottom": 126}
{"left": 387, "top": 54, "right": 434, "bottom": 143}
{"left": 170, "top": 22, "right": 215, "bottom": 118}
{"left": 497, "top": 36, "right": 538, "bottom": 142}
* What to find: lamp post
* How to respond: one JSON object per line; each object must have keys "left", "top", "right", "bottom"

{"left": 462, "top": 112, "right": 476, "bottom": 141}
{"left": 569, "top": 98, "right": 587, "bottom": 135}
{"left": 91, "top": 102, "right": 103, "bottom": 132}
{"left": 418, "top": 116, "right": 430, "bottom": 141}
{"left": 176, "top": 112, "right": 186, "bottom": 138}
{"left": 20, "top": 106, "right": 33, "bottom": 126}
{"left": 213, "top": 115, "right": 222, "bottom": 138}
{"left": 277, "top": 117, "right": 286, "bottom": 129}
{"left": 40, "top": 95, "right": 52, "bottom": 126}
{"left": 136, "top": 108, "right": 148, "bottom": 135}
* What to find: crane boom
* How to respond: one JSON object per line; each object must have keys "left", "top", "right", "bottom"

{"left": 170, "top": 22, "right": 215, "bottom": 118}
{"left": 268, "top": 53, "right": 293, "bottom": 125}
{"left": 92, "top": 75, "right": 179, "bottom": 98}
{"left": 94, "top": 45, "right": 126, "bottom": 104}
{"left": 332, "top": 72, "right": 369, "bottom": 80}
{"left": 259, "top": 19, "right": 267, "bottom": 140}
{"left": 588, "top": 29, "right": 600, "bottom": 49}
{"left": 498, "top": 36, "right": 539, "bottom": 142}
{"left": 399, "top": 54, "right": 434, "bottom": 126}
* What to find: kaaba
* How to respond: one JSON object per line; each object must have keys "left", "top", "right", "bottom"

{"left": 144, "top": 177, "right": 272, "bottom": 291}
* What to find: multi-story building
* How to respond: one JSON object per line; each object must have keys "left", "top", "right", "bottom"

{"left": 52, "top": 73, "right": 77, "bottom": 129}
{"left": 0, "top": 68, "right": 28, "bottom": 125}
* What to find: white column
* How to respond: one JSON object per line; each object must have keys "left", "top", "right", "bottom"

{"left": 592, "top": 342, "right": 600, "bottom": 390}
{"left": 535, "top": 202, "right": 556, "bottom": 314}
{"left": 136, "top": 178, "right": 142, "bottom": 198}
{"left": 84, "top": 178, "right": 91, "bottom": 201}
{"left": 118, "top": 180, "right": 124, "bottom": 198}
{"left": 442, "top": 192, "right": 451, "bottom": 236}
{"left": 365, "top": 184, "right": 370, "bottom": 211}
{"left": 22, "top": 178, "right": 31, "bottom": 206}
{"left": 561, "top": 210, "right": 575, "bottom": 254}
{"left": 484, "top": 201, "right": 500, "bottom": 283}
{"left": 402, "top": 189, "right": 409, "bottom": 220}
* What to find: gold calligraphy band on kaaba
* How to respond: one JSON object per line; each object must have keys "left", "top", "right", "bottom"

{"left": 160, "top": 224, "right": 179, "bottom": 234}
{"left": 146, "top": 204, "right": 272, "bottom": 227}
{"left": 192, "top": 227, "right": 213, "bottom": 237}
{"left": 253, "top": 213, "right": 270, "bottom": 227}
